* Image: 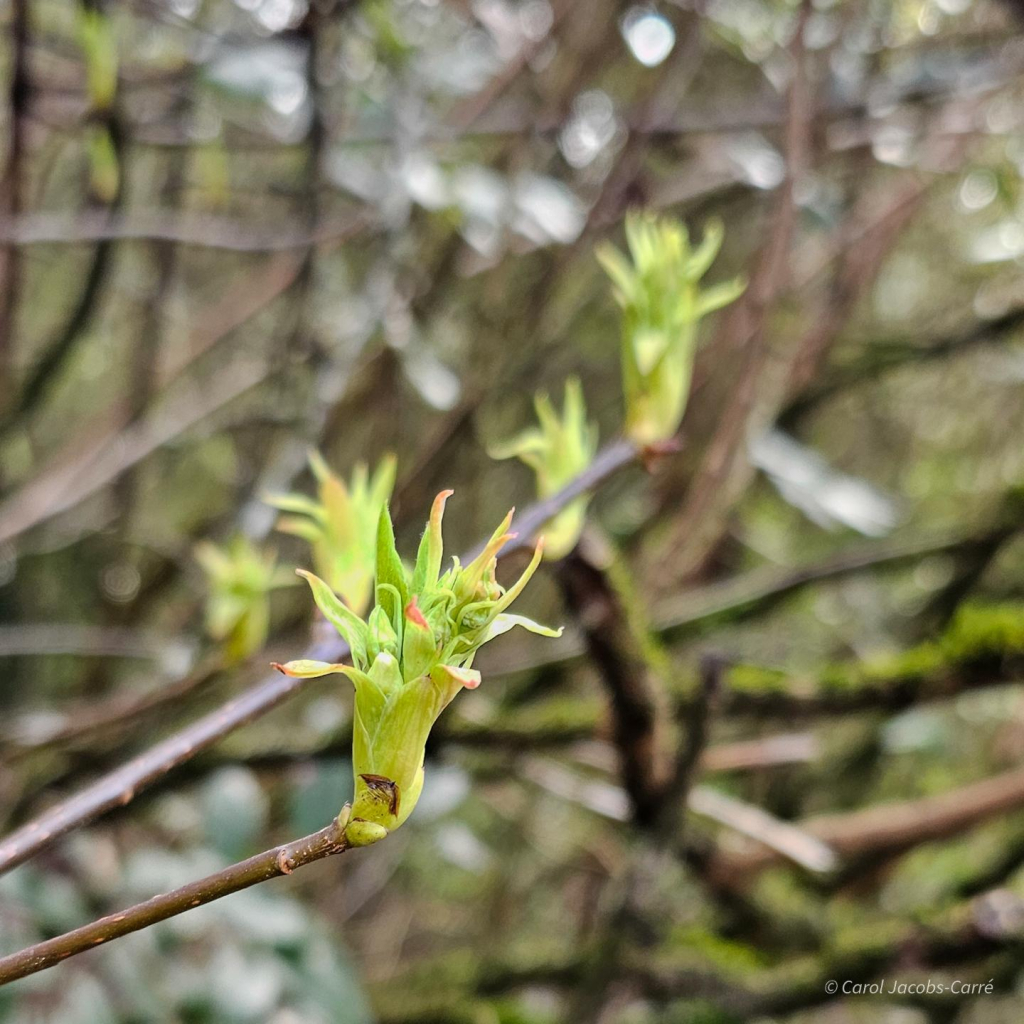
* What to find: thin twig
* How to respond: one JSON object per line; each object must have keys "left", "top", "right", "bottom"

{"left": 688, "top": 786, "right": 838, "bottom": 874}
{"left": 654, "top": 0, "right": 813, "bottom": 587}
{"left": 708, "top": 763, "right": 1024, "bottom": 878}
{"left": 0, "top": 0, "right": 29, "bottom": 383}
{"left": 482, "top": 518, "right": 1011, "bottom": 679}
{"left": 0, "top": 210, "right": 364, "bottom": 251}
{"left": 0, "top": 818, "right": 350, "bottom": 985}
{"left": 0, "top": 357, "right": 272, "bottom": 546}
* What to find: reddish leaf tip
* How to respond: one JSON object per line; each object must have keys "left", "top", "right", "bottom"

{"left": 404, "top": 597, "right": 428, "bottom": 628}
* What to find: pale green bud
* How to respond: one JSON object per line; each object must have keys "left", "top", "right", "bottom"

{"left": 490, "top": 378, "right": 598, "bottom": 560}
{"left": 267, "top": 451, "right": 396, "bottom": 616}
{"left": 196, "top": 536, "right": 295, "bottom": 663}
{"left": 597, "top": 213, "right": 745, "bottom": 445}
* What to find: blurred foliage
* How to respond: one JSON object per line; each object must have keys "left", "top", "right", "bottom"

{"left": 196, "top": 535, "right": 295, "bottom": 662}
{"left": 490, "top": 378, "right": 598, "bottom": 559}
{"left": 267, "top": 451, "right": 397, "bottom": 616}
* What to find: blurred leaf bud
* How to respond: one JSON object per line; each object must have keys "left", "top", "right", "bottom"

{"left": 598, "top": 213, "right": 745, "bottom": 445}
{"left": 195, "top": 535, "right": 296, "bottom": 664}
{"left": 266, "top": 451, "right": 396, "bottom": 617}
{"left": 490, "top": 377, "right": 598, "bottom": 560}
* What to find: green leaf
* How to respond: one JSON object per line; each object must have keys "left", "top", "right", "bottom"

{"left": 274, "top": 516, "right": 323, "bottom": 544}
{"left": 695, "top": 276, "right": 747, "bottom": 319}
{"left": 633, "top": 327, "right": 672, "bottom": 376}
{"left": 402, "top": 599, "right": 438, "bottom": 681}
{"left": 456, "top": 507, "right": 514, "bottom": 602}
{"left": 411, "top": 489, "right": 452, "bottom": 594}
{"left": 367, "top": 604, "right": 399, "bottom": 662}
{"left": 493, "top": 538, "right": 545, "bottom": 614}
{"left": 596, "top": 243, "right": 636, "bottom": 305}
{"left": 272, "top": 659, "right": 350, "bottom": 678}
{"left": 375, "top": 504, "right": 409, "bottom": 627}
{"left": 685, "top": 217, "right": 725, "bottom": 281}
{"left": 483, "top": 613, "right": 564, "bottom": 643}
{"left": 296, "top": 570, "right": 368, "bottom": 667}
{"left": 263, "top": 492, "right": 327, "bottom": 520}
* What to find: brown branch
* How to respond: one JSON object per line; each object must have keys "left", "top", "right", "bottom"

{"left": 446, "top": 0, "right": 570, "bottom": 133}
{"left": 0, "top": 655, "right": 221, "bottom": 760}
{"left": 0, "top": 649, "right": 317, "bottom": 874}
{"left": 0, "top": 210, "right": 363, "bottom": 251}
{"left": 0, "top": 248, "right": 306, "bottom": 532}
{"left": 485, "top": 515, "right": 1014, "bottom": 680}
{"left": 557, "top": 528, "right": 673, "bottom": 827}
{"left": 780, "top": 303, "right": 1024, "bottom": 429}
{"left": 0, "top": 0, "right": 126, "bottom": 438}
{"left": 0, "top": 355, "right": 272, "bottom": 545}
{"left": 658, "top": 653, "right": 722, "bottom": 838}
{"left": 0, "top": 0, "right": 30, "bottom": 385}
{"left": 707, "top": 764, "right": 1024, "bottom": 880}
{"left": 0, "top": 441, "right": 646, "bottom": 982}
{"left": 0, "top": 438, "right": 640, "bottom": 875}
{"left": 0, "top": 816, "right": 350, "bottom": 986}
{"left": 688, "top": 786, "right": 837, "bottom": 873}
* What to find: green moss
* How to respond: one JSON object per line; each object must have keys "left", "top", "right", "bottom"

{"left": 667, "top": 927, "right": 768, "bottom": 976}
{"left": 726, "top": 602, "right": 1024, "bottom": 709}
{"left": 442, "top": 697, "right": 602, "bottom": 745}
{"left": 723, "top": 663, "right": 789, "bottom": 694}
{"left": 940, "top": 601, "right": 1024, "bottom": 657}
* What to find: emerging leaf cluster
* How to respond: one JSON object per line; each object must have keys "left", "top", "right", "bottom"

{"left": 598, "top": 213, "right": 745, "bottom": 444}
{"left": 195, "top": 535, "right": 295, "bottom": 663}
{"left": 276, "top": 493, "right": 561, "bottom": 845}
{"left": 490, "top": 378, "right": 598, "bottom": 560}
{"left": 266, "top": 451, "right": 396, "bottom": 616}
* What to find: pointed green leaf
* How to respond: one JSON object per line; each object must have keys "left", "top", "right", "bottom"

{"left": 685, "top": 217, "right": 725, "bottom": 281}
{"left": 375, "top": 504, "right": 409, "bottom": 626}
{"left": 695, "top": 276, "right": 746, "bottom": 319}
{"left": 402, "top": 599, "right": 438, "bottom": 682}
{"left": 412, "top": 489, "right": 452, "bottom": 594}
{"left": 264, "top": 492, "right": 327, "bottom": 520}
{"left": 271, "top": 659, "right": 350, "bottom": 678}
{"left": 483, "top": 613, "right": 564, "bottom": 643}
{"left": 494, "top": 538, "right": 545, "bottom": 614}
{"left": 274, "top": 516, "right": 323, "bottom": 544}
{"left": 296, "top": 569, "right": 368, "bottom": 667}
{"left": 633, "top": 327, "right": 671, "bottom": 376}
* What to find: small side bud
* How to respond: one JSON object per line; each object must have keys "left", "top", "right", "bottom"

{"left": 344, "top": 820, "right": 389, "bottom": 847}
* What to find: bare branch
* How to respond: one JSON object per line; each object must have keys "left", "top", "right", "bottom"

{"left": 0, "top": 210, "right": 364, "bottom": 252}
{"left": 0, "top": 818, "right": 350, "bottom": 986}
{"left": 557, "top": 528, "right": 674, "bottom": 827}
{"left": 709, "top": 764, "right": 1024, "bottom": 878}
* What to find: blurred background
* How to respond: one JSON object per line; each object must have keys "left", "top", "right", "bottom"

{"left": 6, "top": 0, "right": 1024, "bottom": 1021}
